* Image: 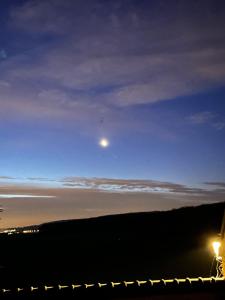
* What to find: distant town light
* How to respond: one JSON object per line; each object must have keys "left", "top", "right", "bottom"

{"left": 212, "top": 241, "right": 221, "bottom": 258}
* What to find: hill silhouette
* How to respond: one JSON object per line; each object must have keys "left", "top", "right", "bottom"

{"left": 0, "top": 201, "right": 224, "bottom": 288}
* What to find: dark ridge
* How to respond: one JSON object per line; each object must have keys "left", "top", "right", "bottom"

{"left": 0, "top": 201, "right": 224, "bottom": 287}
{"left": 40, "top": 202, "right": 225, "bottom": 239}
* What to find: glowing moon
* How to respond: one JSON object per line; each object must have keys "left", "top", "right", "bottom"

{"left": 99, "top": 138, "right": 109, "bottom": 148}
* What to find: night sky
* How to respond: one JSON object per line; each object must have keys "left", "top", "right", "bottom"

{"left": 0, "top": 0, "right": 225, "bottom": 228}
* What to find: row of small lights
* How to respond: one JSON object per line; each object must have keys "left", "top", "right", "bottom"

{"left": 0, "top": 239, "right": 223, "bottom": 295}
{"left": 1, "top": 229, "right": 39, "bottom": 235}
{"left": 1, "top": 277, "right": 225, "bottom": 294}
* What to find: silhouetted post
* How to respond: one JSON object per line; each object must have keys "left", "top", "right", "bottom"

{"left": 221, "top": 209, "right": 225, "bottom": 277}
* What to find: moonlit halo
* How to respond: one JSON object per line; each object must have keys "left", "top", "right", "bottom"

{"left": 99, "top": 138, "right": 109, "bottom": 148}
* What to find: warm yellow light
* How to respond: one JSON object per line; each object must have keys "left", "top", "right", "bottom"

{"left": 212, "top": 241, "right": 221, "bottom": 257}
{"left": 99, "top": 138, "right": 109, "bottom": 148}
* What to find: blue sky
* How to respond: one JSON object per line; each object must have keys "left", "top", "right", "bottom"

{"left": 0, "top": 0, "right": 225, "bottom": 227}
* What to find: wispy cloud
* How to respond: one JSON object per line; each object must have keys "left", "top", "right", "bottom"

{"left": 62, "top": 177, "right": 176, "bottom": 193}
{"left": 1, "top": 175, "right": 225, "bottom": 196}
{"left": 0, "top": 49, "right": 7, "bottom": 60}
{"left": 61, "top": 176, "right": 213, "bottom": 195}
{"left": 0, "top": 176, "right": 16, "bottom": 180}
{"left": 188, "top": 111, "right": 225, "bottom": 130}
{"left": 0, "top": 80, "right": 10, "bottom": 87}
{"left": 188, "top": 111, "right": 214, "bottom": 124}
{"left": 204, "top": 181, "right": 225, "bottom": 189}
{"left": 1, "top": 0, "right": 225, "bottom": 125}
{"left": 26, "top": 177, "right": 56, "bottom": 182}
{"left": 212, "top": 122, "right": 225, "bottom": 130}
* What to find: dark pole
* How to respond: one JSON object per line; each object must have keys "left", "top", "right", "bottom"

{"left": 220, "top": 209, "right": 225, "bottom": 239}
{"left": 221, "top": 209, "right": 225, "bottom": 277}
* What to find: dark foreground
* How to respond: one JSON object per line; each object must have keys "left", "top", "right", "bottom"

{"left": 0, "top": 202, "right": 225, "bottom": 299}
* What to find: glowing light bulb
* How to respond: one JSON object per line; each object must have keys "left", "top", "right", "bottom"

{"left": 212, "top": 241, "right": 221, "bottom": 257}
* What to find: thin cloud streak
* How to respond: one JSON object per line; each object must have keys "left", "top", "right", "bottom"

{"left": 61, "top": 176, "right": 200, "bottom": 194}
{"left": 188, "top": 111, "right": 215, "bottom": 124}
{"left": 0, "top": 194, "right": 55, "bottom": 198}
{"left": 188, "top": 111, "right": 225, "bottom": 130}
{"left": 204, "top": 181, "right": 225, "bottom": 188}
{"left": 0, "top": 176, "right": 16, "bottom": 180}
{"left": 2, "top": 176, "right": 225, "bottom": 195}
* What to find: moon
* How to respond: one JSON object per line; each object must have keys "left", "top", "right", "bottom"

{"left": 99, "top": 138, "right": 109, "bottom": 148}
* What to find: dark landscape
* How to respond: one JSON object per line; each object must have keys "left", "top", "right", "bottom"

{"left": 1, "top": 201, "right": 225, "bottom": 299}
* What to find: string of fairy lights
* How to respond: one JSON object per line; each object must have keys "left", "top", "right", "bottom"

{"left": 1, "top": 277, "right": 224, "bottom": 295}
